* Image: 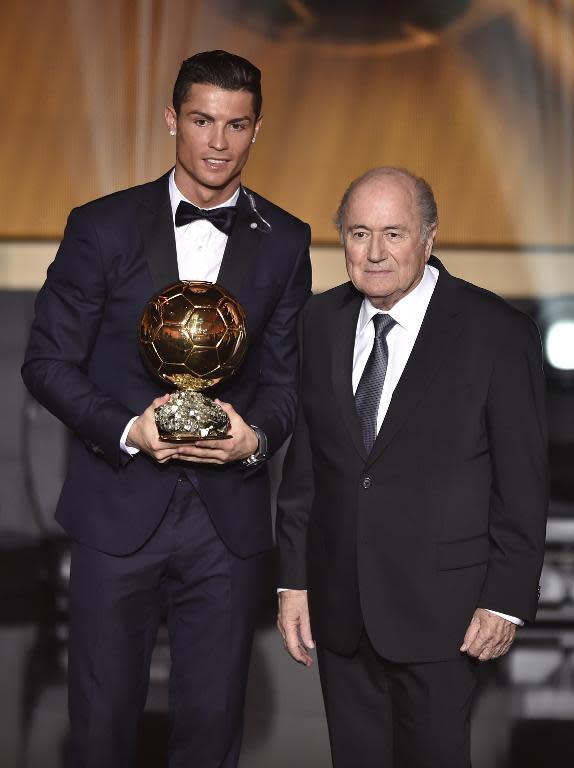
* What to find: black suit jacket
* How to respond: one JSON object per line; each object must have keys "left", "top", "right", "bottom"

{"left": 277, "top": 257, "right": 548, "bottom": 663}
{"left": 23, "top": 171, "right": 311, "bottom": 557}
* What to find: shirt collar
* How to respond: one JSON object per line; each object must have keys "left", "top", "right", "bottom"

{"left": 357, "top": 264, "right": 439, "bottom": 336}
{"left": 169, "top": 168, "right": 241, "bottom": 221}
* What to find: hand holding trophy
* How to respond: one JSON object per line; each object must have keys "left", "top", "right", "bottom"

{"left": 139, "top": 281, "right": 248, "bottom": 441}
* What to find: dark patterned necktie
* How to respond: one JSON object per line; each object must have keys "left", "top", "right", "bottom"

{"left": 175, "top": 200, "right": 237, "bottom": 235}
{"left": 355, "top": 313, "right": 396, "bottom": 453}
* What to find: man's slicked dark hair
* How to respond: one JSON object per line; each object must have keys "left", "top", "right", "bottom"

{"left": 172, "top": 50, "right": 262, "bottom": 117}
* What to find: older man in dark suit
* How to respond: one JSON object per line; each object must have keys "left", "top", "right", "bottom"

{"left": 22, "top": 50, "right": 311, "bottom": 768}
{"left": 276, "top": 167, "right": 547, "bottom": 767}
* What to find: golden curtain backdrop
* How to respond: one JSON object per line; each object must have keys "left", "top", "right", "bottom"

{"left": 1, "top": 0, "right": 573, "bottom": 245}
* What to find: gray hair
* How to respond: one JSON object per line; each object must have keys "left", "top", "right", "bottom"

{"left": 334, "top": 167, "right": 438, "bottom": 243}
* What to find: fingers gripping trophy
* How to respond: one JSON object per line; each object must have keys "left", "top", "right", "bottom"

{"left": 139, "top": 280, "right": 248, "bottom": 441}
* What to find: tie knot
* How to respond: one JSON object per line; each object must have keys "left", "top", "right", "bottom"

{"left": 372, "top": 313, "right": 396, "bottom": 339}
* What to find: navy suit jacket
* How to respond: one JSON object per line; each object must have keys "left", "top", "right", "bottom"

{"left": 277, "top": 258, "right": 548, "bottom": 662}
{"left": 23, "top": 171, "right": 312, "bottom": 557}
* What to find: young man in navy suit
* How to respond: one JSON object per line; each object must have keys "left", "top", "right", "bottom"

{"left": 23, "top": 50, "right": 311, "bottom": 768}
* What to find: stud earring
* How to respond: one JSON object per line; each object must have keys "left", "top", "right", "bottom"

{"left": 251, "top": 137, "right": 256, "bottom": 144}
{"left": 170, "top": 129, "right": 176, "bottom": 136}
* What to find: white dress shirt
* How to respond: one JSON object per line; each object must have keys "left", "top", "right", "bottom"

{"left": 120, "top": 170, "right": 240, "bottom": 455}
{"left": 170, "top": 170, "right": 240, "bottom": 282}
{"left": 352, "top": 264, "right": 438, "bottom": 424}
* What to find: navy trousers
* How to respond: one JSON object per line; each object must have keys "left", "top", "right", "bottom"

{"left": 68, "top": 476, "right": 265, "bottom": 768}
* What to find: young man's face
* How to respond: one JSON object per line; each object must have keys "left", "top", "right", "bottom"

{"left": 165, "top": 83, "right": 261, "bottom": 206}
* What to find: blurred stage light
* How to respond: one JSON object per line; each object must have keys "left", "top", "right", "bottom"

{"left": 545, "top": 320, "right": 574, "bottom": 371}
{"left": 538, "top": 297, "right": 574, "bottom": 381}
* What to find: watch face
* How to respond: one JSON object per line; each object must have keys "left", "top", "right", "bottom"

{"left": 243, "top": 454, "right": 263, "bottom": 467}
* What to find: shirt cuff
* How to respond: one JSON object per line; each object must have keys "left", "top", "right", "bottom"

{"left": 120, "top": 416, "right": 140, "bottom": 456}
{"left": 277, "top": 588, "right": 307, "bottom": 593}
{"left": 276, "top": 597, "right": 523, "bottom": 626}
{"left": 485, "top": 609, "right": 523, "bottom": 626}
{"left": 275, "top": 599, "right": 522, "bottom": 626}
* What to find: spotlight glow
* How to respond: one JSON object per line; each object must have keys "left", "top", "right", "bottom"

{"left": 545, "top": 321, "right": 574, "bottom": 371}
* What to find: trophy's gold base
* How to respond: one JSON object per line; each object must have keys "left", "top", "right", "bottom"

{"left": 154, "top": 391, "right": 231, "bottom": 443}
{"left": 158, "top": 432, "right": 232, "bottom": 443}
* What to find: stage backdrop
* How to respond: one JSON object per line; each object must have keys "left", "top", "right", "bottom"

{"left": 1, "top": 0, "right": 573, "bottom": 247}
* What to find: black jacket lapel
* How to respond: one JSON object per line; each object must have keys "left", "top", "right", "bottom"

{"left": 331, "top": 286, "right": 366, "bottom": 461}
{"left": 139, "top": 172, "right": 179, "bottom": 293}
{"left": 365, "top": 258, "right": 464, "bottom": 468}
{"left": 216, "top": 187, "right": 263, "bottom": 298}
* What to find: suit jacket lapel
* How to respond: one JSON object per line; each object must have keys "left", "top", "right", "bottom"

{"left": 216, "top": 187, "right": 263, "bottom": 298}
{"left": 366, "top": 259, "right": 464, "bottom": 468}
{"left": 139, "top": 179, "right": 263, "bottom": 299}
{"left": 331, "top": 286, "right": 367, "bottom": 461}
{"left": 139, "top": 172, "right": 179, "bottom": 293}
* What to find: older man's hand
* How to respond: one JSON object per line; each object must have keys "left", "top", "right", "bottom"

{"left": 277, "top": 590, "right": 315, "bottom": 667}
{"left": 460, "top": 608, "right": 516, "bottom": 661}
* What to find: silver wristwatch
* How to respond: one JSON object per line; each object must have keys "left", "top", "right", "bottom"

{"left": 242, "top": 426, "right": 268, "bottom": 467}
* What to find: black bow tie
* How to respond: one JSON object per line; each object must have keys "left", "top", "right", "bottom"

{"left": 175, "top": 200, "right": 237, "bottom": 235}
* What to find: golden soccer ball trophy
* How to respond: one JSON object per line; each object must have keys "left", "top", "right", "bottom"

{"left": 139, "top": 281, "right": 248, "bottom": 441}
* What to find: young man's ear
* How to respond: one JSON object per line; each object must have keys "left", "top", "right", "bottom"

{"left": 165, "top": 106, "right": 177, "bottom": 136}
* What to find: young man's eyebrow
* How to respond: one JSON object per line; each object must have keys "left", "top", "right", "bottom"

{"left": 186, "top": 110, "right": 253, "bottom": 123}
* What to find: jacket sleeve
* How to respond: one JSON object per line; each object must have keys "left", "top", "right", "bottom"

{"left": 21, "top": 206, "right": 136, "bottom": 469}
{"left": 478, "top": 315, "right": 549, "bottom": 621}
{"left": 244, "top": 223, "right": 312, "bottom": 456}
{"left": 275, "top": 308, "right": 315, "bottom": 589}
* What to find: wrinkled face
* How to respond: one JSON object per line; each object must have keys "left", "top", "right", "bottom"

{"left": 343, "top": 175, "right": 436, "bottom": 310}
{"left": 165, "top": 83, "right": 261, "bottom": 205}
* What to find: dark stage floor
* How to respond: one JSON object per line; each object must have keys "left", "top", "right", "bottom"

{"left": 2, "top": 572, "right": 574, "bottom": 768}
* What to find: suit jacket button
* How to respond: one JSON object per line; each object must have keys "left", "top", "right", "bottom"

{"left": 362, "top": 477, "right": 372, "bottom": 489}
